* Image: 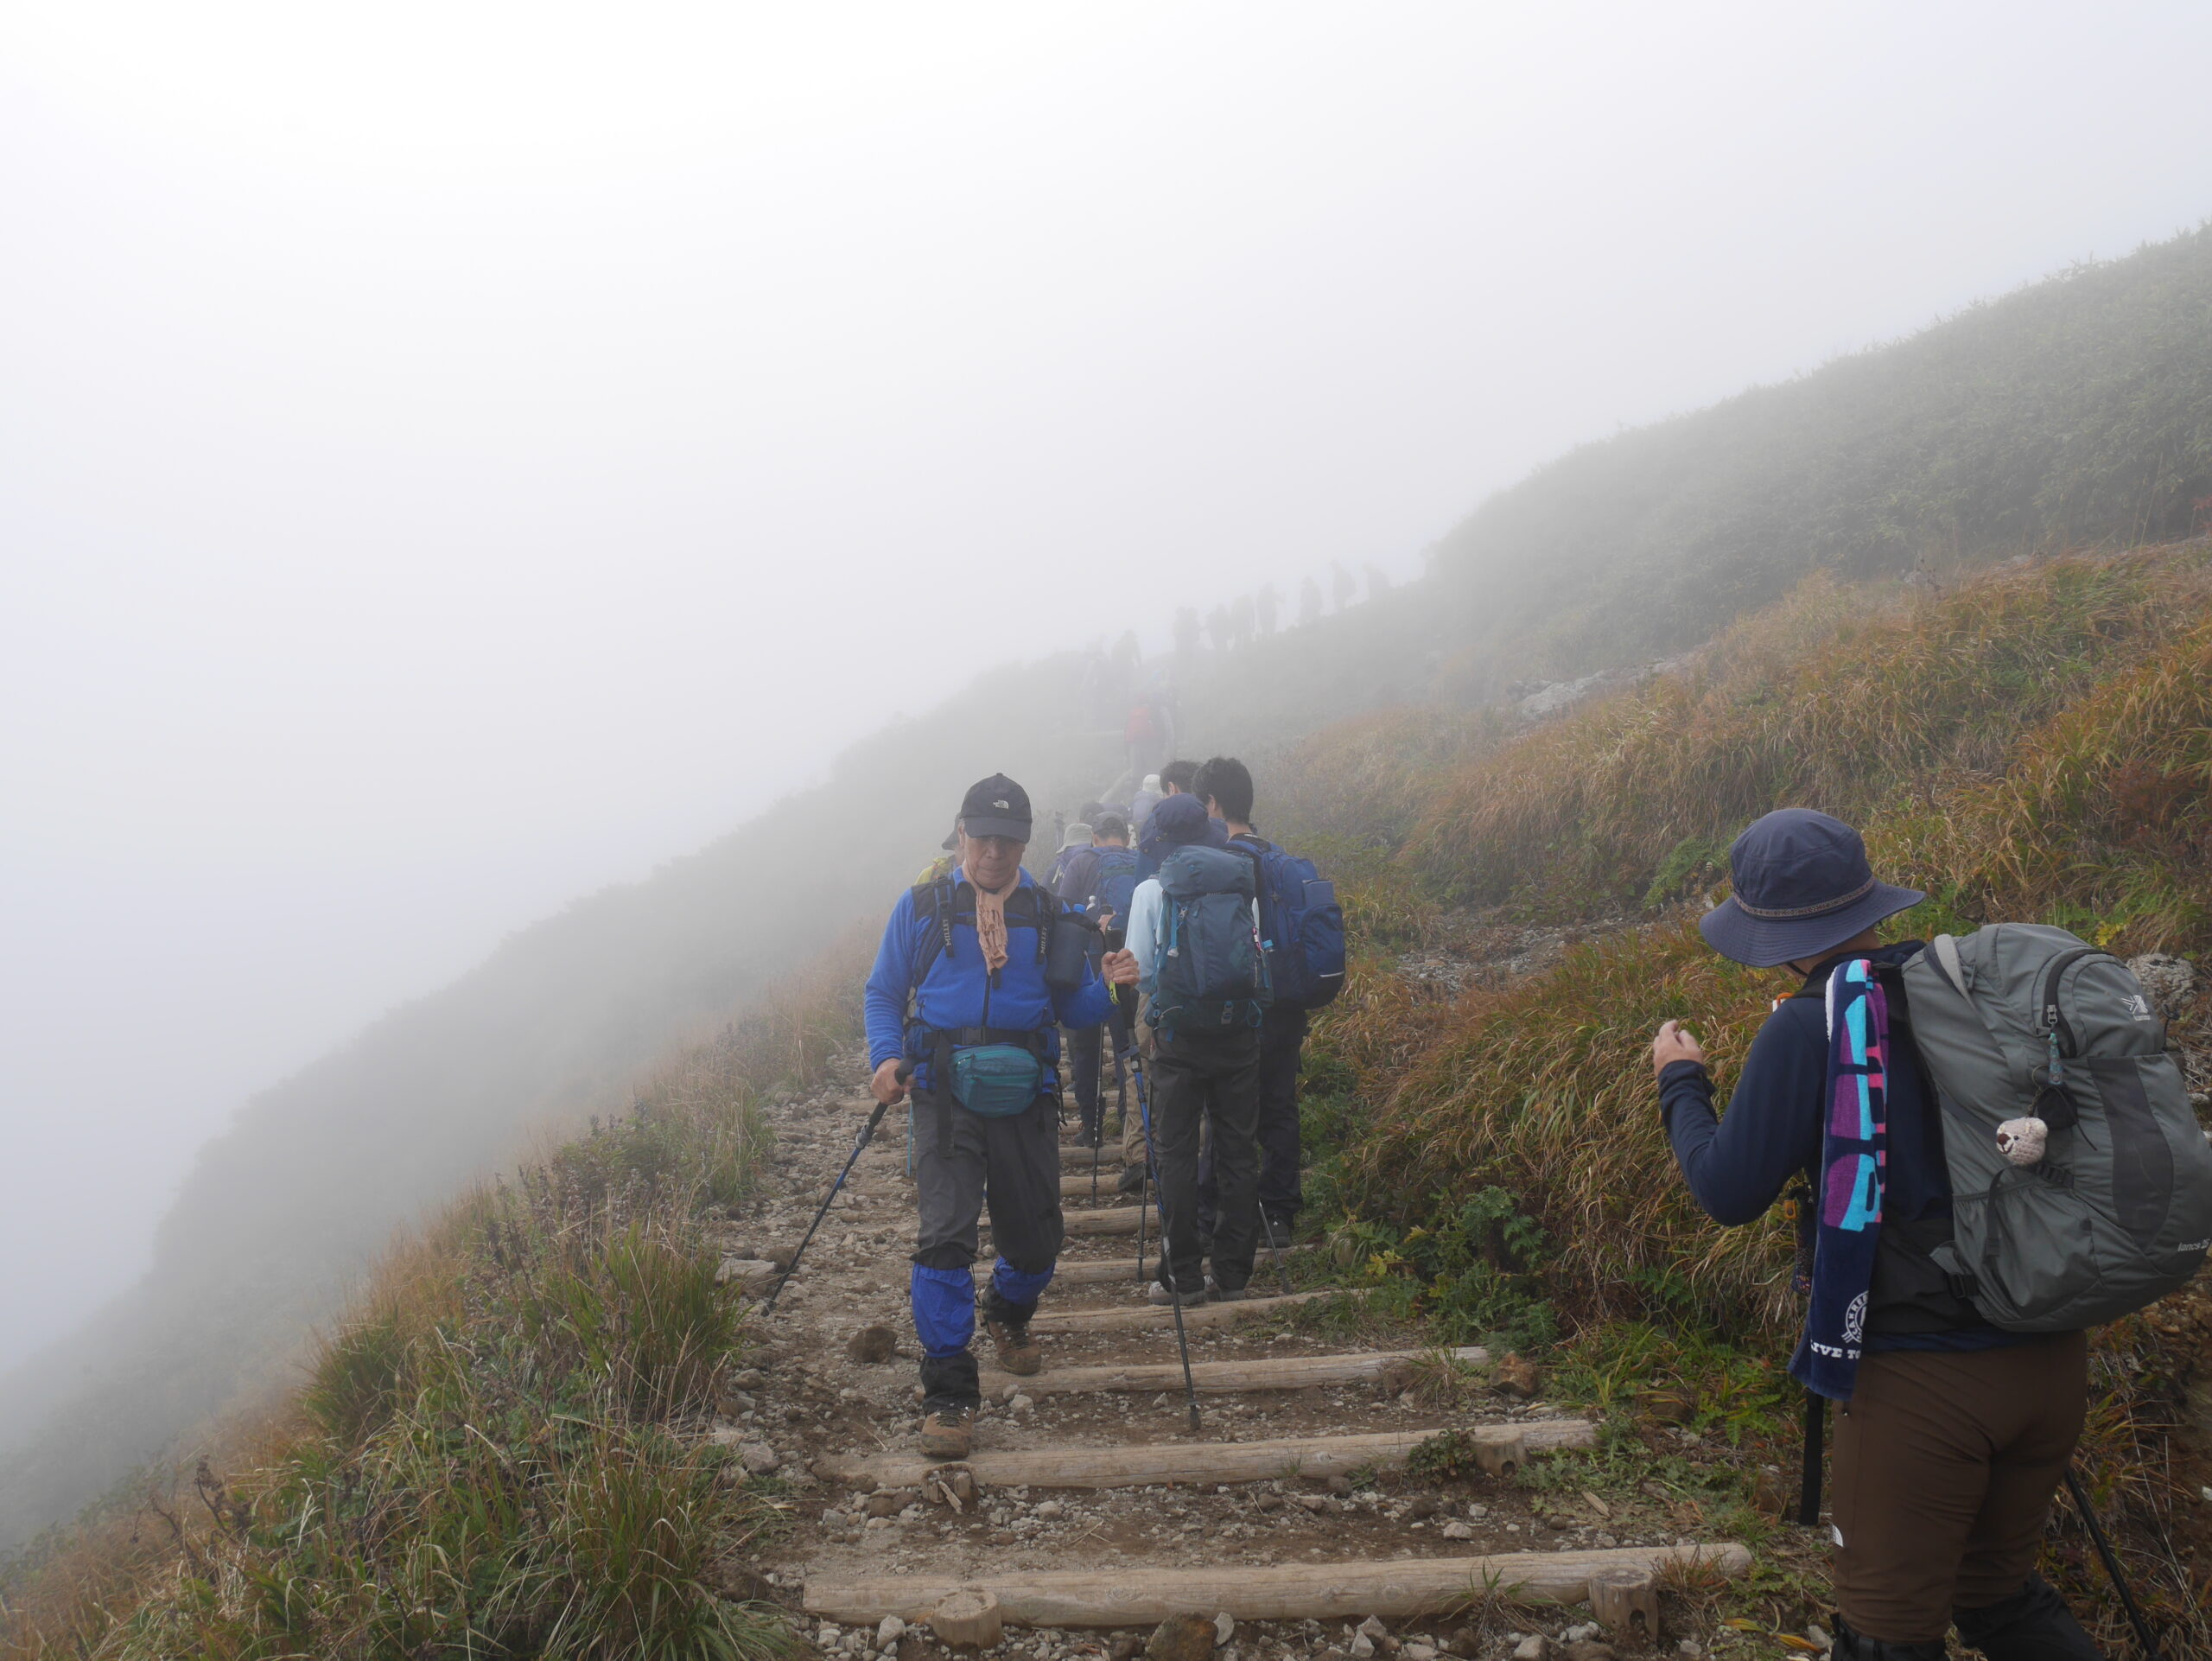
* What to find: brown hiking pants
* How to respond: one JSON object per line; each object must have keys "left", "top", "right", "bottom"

{"left": 1832, "top": 1330, "right": 2088, "bottom": 1643}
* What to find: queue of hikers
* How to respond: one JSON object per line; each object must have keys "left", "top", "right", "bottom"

{"left": 860, "top": 765, "right": 2209, "bottom": 1661}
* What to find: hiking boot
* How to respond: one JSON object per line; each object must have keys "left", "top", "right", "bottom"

{"left": 1072, "top": 1130, "right": 1103, "bottom": 1149}
{"left": 1952, "top": 1577, "right": 2101, "bottom": 1661}
{"left": 1205, "top": 1275, "right": 1247, "bottom": 1302}
{"left": 1259, "top": 1210, "right": 1298, "bottom": 1244}
{"left": 918, "top": 1405, "right": 976, "bottom": 1460}
{"left": 1116, "top": 1164, "right": 1149, "bottom": 1196}
{"left": 1147, "top": 1279, "right": 1208, "bottom": 1308}
{"left": 985, "top": 1314, "right": 1043, "bottom": 1376}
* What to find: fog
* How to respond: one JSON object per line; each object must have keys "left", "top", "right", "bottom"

{"left": 3, "top": 0, "right": 2209, "bottom": 1377}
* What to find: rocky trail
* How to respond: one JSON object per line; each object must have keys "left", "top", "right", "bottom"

{"left": 706, "top": 1060, "right": 1751, "bottom": 1661}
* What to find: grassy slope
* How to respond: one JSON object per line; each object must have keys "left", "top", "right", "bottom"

{"left": 1284, "top": 546, "right": 2212, "bottom": 1648}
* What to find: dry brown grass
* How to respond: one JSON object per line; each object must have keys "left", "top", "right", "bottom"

{"left": 1405, "top": 544, "right": 2212, "bottom": 914}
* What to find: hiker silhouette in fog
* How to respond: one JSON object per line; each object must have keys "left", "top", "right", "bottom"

{"left": 1125, "top": 697, "right": 1166, "bottom": 787}
{"left": 1255, "top": 583, "right": 1279, "bottom": 636}
{"left": 1331, "top": 561, "right": 1356, "bottom": 613}
{"left": 1229, "top": 593, "right": 1255, "bottom": 651}
{"left": 863, "top": 774, "right": 1139, "bottom": 1458}
{"left": 1173, "top": 607, "right": 1201, "bottom": 660}
{"left": 1651, "top": 810, "right": 2102, "bottom": 1661}
{"left": 1299, "top": 576, "right": 1323, "bottom": 627}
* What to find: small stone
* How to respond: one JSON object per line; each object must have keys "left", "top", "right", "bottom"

{"left": 1405, "top": 1647, "right": 1437, "bottom": 1661}
{"left": 847, "top": 1325, "right": 898, "bottom": 1363}
{"left": 1348, "top": 1637, "right": 1374, "bottom": 1659}
{"left": 1513, "top": 1639, "right": 1548, "bottom": 1661}
{"left": 1562, "top": 1645, "right": 1614, "bottom": 1661}
{"left": 731, "top": 1367, "right": 766, "bottom": 1389}
{"left": 864, "top": 1491, "right": 906, "bottom": 1518}
{"left": 1146, "top": 1613, "right": 1217, "bottom": 1661}
{"left": 1492, "top": 1354, "right": 1540, "bottom": 1399}
{"left": 1804, "top": 1628, "right": 1833, "bottom": 1654}
{"left": 739, "top": 1442, "right": 781, "bottom": 1475}
{"left": 1440, "top": 1521, "right": 1474, "bottom": 1541}
{"left": 1109, "top": 1636, "right": 1145, "bottom": 1661}
{"left": 1035, "top": 1500, "right": 1065, "bottom": 1520}
{"left": 817, "top": 1626, "right": 843, "bottom": 1649}
{"left": 1215, "top": 1613, "right": 1236, "bottom": 1646}
{"left": 1592, "top": 1531, "right": 1617, "bottom": 1550}
{"left": 1325, "top": 1474, "right": 1355, "bottom": 1496}
{"left": 1675, "top": 1645, "right": 1702, "bottom": 1660}
{"left": 878, "top": 1618, "right": 907, "bottom": 1647}
{"left": 1561, "top": 1625, "right": 1597, "bottom": 1644}
{"left": 1356, "top": 1619, "right": 1388, "bottom": 1640}
{"left": 1012, "top": 1394, "right": 1035, "bottom": 1416}
{"left": 990, "top": 1529, "right": 1016, "bottom": 1545}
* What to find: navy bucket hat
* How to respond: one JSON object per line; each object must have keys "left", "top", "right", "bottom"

{"left": 1698, "top": 808, "right": 1925, "bottom": 968}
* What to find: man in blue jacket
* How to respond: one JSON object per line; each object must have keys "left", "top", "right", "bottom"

{"left": 1651, "top": 809, "right": 2095, "bottom": 1661}
{"left": 865, "top": 773, "right": 1136, "bottom": 1459}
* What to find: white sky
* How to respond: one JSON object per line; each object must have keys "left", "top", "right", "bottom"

{"left": 3, "top": 0, "right": 2209, "bottom": 1373}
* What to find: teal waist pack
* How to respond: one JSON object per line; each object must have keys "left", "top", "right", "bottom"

{"left": 950, "top": 1045, "right": 1046, "bottom": 1117}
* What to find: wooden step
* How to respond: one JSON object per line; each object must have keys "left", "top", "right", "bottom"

{"left": 972, "top": 1245, "right": 1314, "bottom": 1289}
{"left": 813, "top": 1420, "right": 1593, "bottom": 1492}
{"left": 1060, "top": 1143, "right": 1125, "bottom": 1169}
{"left": 803, "top": 1541, "right": 1748, "bottom": 1626}
{"left": 979, "top": 1343, "right": 1486, "bottom": 1398}
{"left": 988, "top": 1206, "right": 1144, "bottom": 1238}
{"left": 1060, "top": 1170, "right": 1134, "bottom": 1200}
{"left": 1028, "top": 1289, "right": 1342, "bottom": 1333}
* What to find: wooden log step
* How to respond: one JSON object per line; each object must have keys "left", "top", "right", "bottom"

{"left": 1028, "top": 1289, "right": 1341, "bottom": 1333}
{"left": 813, "top": 1420, "right": 1592, "bottom": 1493}
{"left": 971, "top": 1245, "right": 1313, "bottom": 1289}
{"left": 803, "top": 1541, "right": 1750, "bottom": 1626}
{"left": 987, "top": 1206, "right": 1144, "bottom": 1238}
{"left": 1060, "top": 1171, "right": 1134, "bottom": 1200}
{"left": 1060, "top": 1143, "right": 1125, "bottom": 1168}
{"left": 978, "top": 1343, "right": 1487, "bottom": 1397}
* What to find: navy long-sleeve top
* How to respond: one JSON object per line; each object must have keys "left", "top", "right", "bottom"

{"left": 1659, "top": 941, "right": 2014, "bottom": 1351}
{"left": 864, "top": 869, "right": 1114, "bottom": 1092}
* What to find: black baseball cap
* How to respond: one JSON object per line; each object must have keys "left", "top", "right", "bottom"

{"left": 957, "top": 773, "right": 1033, "bottom": 843}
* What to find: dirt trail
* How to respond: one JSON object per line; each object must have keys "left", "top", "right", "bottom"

{"left": 709, "top": 1060, "right": 1748, "bottom": 1661}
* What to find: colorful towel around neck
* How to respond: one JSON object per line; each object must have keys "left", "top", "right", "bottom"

{"left": 1791, "top": 958, "right": 1890, "bottom": 1401}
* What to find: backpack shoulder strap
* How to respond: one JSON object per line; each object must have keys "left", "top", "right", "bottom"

{"left": 912, "top": 875, "right": 960, "bottom": 975}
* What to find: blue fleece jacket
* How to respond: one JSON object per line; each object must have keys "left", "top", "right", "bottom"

{"left": 864, "top": 869, "right": 1115, "bottom": 1091}
{"left": 1659, "top": 941, "right": 2016, "bottom": 1352}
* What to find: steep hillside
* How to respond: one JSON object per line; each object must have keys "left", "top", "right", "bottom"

{"left": 8, "top": 224, "right": 2212, "bottom": 1565}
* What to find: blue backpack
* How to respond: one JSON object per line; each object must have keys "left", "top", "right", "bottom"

{"left": 1086, "top": 847, "right": 1141, "bottom": 933}
{"left": 1238, "top": 837, "right": 1346, "bottom": 1011}
{"left": 1150, "top": 845, "right": 1271, "bottom": 1039}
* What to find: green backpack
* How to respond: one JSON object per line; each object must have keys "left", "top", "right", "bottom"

{"left": 1897, "top": 925, "right": 2212, "bottom": 1332}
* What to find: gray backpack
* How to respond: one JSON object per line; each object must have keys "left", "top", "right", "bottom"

{"left": 1897, "top": 925, "right": 2212, "bottom": 1331}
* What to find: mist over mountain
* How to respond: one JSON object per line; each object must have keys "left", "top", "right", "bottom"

{"left": 7, "top": 226, "right": 2210, "bottom": 1547}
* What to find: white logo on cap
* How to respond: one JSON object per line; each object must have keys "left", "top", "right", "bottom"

{"left": 993, "top": 799, "right": 1010, "bottom": 810}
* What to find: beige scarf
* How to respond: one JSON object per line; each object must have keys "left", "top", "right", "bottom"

{"left": 969, "top": 869, "right": 1019, "bottom": 973}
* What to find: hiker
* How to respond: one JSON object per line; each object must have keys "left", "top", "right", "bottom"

{"left": 1058, "top": 814, "right": 1139, "bottom": 1149}
{"left": 1192, "top": 756, "right": 1344, "bottom": 1246}
{"left": 1127, "top": 696, "right": 1166, "bottom": 786}
{"left": 1128, "top": 773, "right": 1164, "bottom": 836}
{"left": 1046, "top": 820, "right": 1092, "bottom": 892}
{"left": 1649, "top": 810, "right": 2101, "bottom": 1661}
{"left": 865, "top": 773, "right": 1139, "bottom": 1458}
{"left": 1124, "top": 793, "right": 1267, "bottom": 1305}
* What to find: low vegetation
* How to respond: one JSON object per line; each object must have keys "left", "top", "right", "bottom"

{"left": 0, "top": 954, "right": 866, "bottom": 1659}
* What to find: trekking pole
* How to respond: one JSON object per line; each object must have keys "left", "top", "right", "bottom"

{"left": 1134, "top": 1063, "right": 1203, "bottom": 1433}
{"left": 1129, "top": 1049, "right": 1151, "bottom": 1283}
{"left": 2063, "top": 1466, "right": 2164, "bottom": 1661}
{"left": 1256, "top": 1203, "right": 1294, "bottom": 1298}
{"left": 762, "top": 1063, "right": 910, "bottom": 1316}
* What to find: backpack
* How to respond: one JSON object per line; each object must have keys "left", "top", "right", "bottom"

{"left": 1086, "top": 847, "right": 1140, "bottom": 931}
{"left": 1237, "top": 837, "right": 1346, "bottom": 1011}
{"left": 1895, "top": 925, "right": 2212, "bottom": 1332}
{"left": 1148, "top": 844, "right": 1272, "bottom": 1039}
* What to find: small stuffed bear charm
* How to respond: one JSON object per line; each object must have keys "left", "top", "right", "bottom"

{"left": 1995, "top": 1117, "right": 2049, "bottom": 1167}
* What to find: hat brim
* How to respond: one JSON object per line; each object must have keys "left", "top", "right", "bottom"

{"left": 1698, "top": 881, "right": 1927, "bottom": 968}
{"left": 959, "top": 816, "right": 1030, "bottom": 843}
